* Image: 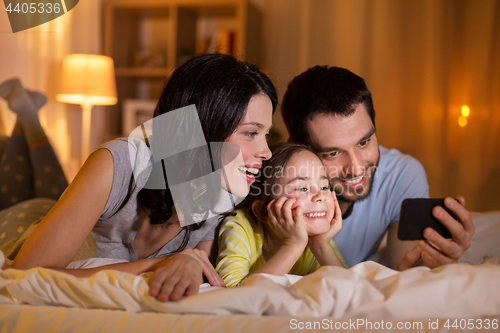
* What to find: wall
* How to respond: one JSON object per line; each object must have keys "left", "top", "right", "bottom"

{"left": 0, "top": 0, "right": 104, "bottom": 179}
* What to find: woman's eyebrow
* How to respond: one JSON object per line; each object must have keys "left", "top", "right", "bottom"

{"left": 238, "top": 122, "right": 273, "bottom": 129}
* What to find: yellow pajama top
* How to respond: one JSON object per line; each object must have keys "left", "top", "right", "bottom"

{"left": 216, "top": 210, "right": 347, "bottom": 287}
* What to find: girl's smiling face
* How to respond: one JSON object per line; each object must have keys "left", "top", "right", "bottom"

{"left": 274, "top": 150, "right": 334, "bottom": 236}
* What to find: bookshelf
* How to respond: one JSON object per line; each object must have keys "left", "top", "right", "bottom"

{"left": 102, "top": 0, "right": 263, "bottom": 137}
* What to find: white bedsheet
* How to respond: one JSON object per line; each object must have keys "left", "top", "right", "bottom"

{"left": 1, "top": 257, "right": 500, "bottom": 319}
{"left": 0, "top": 212, "right": 499, "bottom": 320}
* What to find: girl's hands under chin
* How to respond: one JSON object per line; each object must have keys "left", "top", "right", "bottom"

{"left": 309, "top": 192, "right": 343, "bottom": 246}
{"left": 266, "top": 197, "right": 309, "bottom": 248}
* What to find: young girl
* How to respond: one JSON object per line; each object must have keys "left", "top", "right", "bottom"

{"left": 216, "top": 143, "right": 347, "bottom": 287}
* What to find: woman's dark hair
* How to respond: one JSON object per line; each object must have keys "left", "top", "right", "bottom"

{"left": 240, "top": 142, "right": 317, "bottom": 251}
{"left": 138, "top": 53, "right": 278, "bottom": 253}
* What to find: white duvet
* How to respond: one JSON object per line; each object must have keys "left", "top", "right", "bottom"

{"left": 1, "top": 212, "right": 499, "bottom": 319}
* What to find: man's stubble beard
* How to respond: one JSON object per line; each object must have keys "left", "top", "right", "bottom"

{"left": 331, "top": 148, "right": 380, "bottom": 205}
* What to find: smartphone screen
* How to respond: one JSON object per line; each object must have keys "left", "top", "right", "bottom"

{"left": 397, "top": 198, "right": 454, "bottom": 241}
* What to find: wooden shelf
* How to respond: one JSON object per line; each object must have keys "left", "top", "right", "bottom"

{"left": 115, "top": 67, "right": 173, "bottom": 77}
{"left": 103, "top": 0, "right": 263, "bottom": 137}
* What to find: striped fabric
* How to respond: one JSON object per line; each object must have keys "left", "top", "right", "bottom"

{"left": 216, "top": 210, "right": 347, "bottom": 287}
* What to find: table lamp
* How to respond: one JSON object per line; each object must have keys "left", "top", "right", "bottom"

{"left": 56, "top": 54, "right": 117, "bottom": 165}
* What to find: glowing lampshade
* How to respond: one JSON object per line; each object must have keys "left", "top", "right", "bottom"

{"left": 56, "top": 54, "right": 117, "bottom": 165}
{"left": 56, "top": 54, "right": 117, "bottom": 106}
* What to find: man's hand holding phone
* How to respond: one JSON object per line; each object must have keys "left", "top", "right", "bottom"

{"left": 397, "top": 197, "right": 475, "bottom": 270}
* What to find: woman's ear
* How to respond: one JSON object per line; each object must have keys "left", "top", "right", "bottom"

{"left": 251, "top": 200, "right": 268, "bottom": 222}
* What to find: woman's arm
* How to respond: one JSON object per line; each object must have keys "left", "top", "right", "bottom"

{"left": 11, "top": 148, "right": 220, "bottom": 300}
{"left": 195, "top": 240, "right": 214, "bottom": 257}
{"left": 12, "top": 149, "right": 115, "bottom": 270}
{"left": 10, "top": 148, "right": 170, "bottom": 276}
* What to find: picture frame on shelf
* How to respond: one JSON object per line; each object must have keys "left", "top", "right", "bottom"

{"left": 122, "top": 99, "right": 157, "bottom": 136}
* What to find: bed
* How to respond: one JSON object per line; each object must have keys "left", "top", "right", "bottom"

{"left": 1, "top": 211, "right": 500, "bottom": 332}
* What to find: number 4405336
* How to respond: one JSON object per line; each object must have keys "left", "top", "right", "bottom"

{"left": 6, "top": 2, "right": 61, "bottom": 14}
{"left": 444, "top": 319, "right": 498, "bottom": 330}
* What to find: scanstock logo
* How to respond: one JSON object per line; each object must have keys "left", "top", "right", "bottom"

{"left": 4, "top": 0, "right": 79, "bottom": 33}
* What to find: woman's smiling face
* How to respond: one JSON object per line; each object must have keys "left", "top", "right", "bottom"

{"left": 274, "top": 150, "right": 334, "bottom": 236}
{"left": 222, "top": 94, "right": 273, "bottom": 197}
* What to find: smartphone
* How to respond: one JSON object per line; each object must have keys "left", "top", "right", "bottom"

{"left": 398, "top": 198, "right": 455, "bottom": 241}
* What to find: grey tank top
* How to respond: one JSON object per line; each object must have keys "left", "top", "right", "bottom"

{"left": 73, "top": 138, "right": 219, "bottom": 262}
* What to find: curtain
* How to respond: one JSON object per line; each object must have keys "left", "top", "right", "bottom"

{"left": 0, "top": 0, "right": 103, "bottom": 180}
{"left": 264, "top": 0, "right": 500, "bottom": 211}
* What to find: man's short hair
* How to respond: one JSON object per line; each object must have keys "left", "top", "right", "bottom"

{"left": 281, "top": 66, "right": 376, "bottom": 144}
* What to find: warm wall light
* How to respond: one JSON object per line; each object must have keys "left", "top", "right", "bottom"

{"left": 458, "top": 116, "right": 468, "bottom": 127}
{"left": 461, "top": 105, "right": 470, "bottom": 117}
{"left": 458, "top": 105, "right": 470, "bottom": 128}
{"left": 56, "top": 54, "right": 117, "bottom": 165}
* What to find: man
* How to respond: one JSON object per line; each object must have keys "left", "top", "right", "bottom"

{"left": 281, "top": 66, "right": 474, "bottom": 270}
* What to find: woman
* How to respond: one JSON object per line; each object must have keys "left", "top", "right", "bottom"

{"left": 7, "top": 53, "right": 277, "bottom": 302}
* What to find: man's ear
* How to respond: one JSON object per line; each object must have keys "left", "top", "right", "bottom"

{"left": 251, "top": 200, "right": 268, "bottom": 222}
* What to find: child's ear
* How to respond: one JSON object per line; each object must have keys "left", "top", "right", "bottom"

{"left": 251, "top": 200, "right": 268, "bottom": 222}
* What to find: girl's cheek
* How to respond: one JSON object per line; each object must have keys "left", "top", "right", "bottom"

{"left": 327, "top": 198, "right": 335, "bottom": 217}
{"left": 282, "top": 187, "right": 305, "bottom": 210}
{"left": 290, "top": 197, "right": 304, "bottom": 210}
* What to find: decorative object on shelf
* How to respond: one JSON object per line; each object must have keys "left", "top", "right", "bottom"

{"left": 56, "top": 54, "right": 117, "bottom": 165}
{"left": 122, "top": 99, "right": 157, "bottom": 136}
{"left": 133, "top": 49, "right": 166, "bottom": 68}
